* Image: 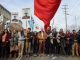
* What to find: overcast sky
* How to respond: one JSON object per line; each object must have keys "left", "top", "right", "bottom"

{"left": 0, "top": 0, "right": 80, "bottom": 30}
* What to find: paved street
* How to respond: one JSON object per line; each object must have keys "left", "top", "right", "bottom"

{"left": 2, "top": 55, "right": 79, "bottom": 60}
{"left": 21, "top": 56, "right": 80, "bottom": 60}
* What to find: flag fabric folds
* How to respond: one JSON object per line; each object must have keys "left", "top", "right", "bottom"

{"left": 34, "top": 0, "right": 61, "bottom": 30}
{"left": 35, "top": 24, "right": 40, "bottom": 30}
{"left": 28, "top": 20, "right": 34, "bottom": 31}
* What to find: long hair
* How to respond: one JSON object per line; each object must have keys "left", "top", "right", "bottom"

{"left": 21, "top": 30, "right": 25, "bottom": 37}
{"left": 2, "top": 29, "right": 9, "bottom": 35}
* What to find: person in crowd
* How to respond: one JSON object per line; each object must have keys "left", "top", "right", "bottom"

{"left": 23, "top": 30, "right": 27, "bottom": 55}
{"left": 10, "top": 44, "right": 18, "bottom": 58}
{"left": 77, "top": 30, "right": 80, "bottom": 55}
{"left": 26, "top": 28, "right": 29, "bottom": 56}
{"left": 51, "top": 28, "right": 59, "bottom": 55}
{"left": 10, "top": 30, "right": 18, "bottom": 58}
{"left": 1, "top": 29, "right": 10, "bottom": 59}
{"left": 65, "top": 30, "right": 72, "bottom": 55}
{"left": 33, "top": 31, "right": 39, "bottom": 56}
{"left": 72, "top": 30, "right": 79, "bottom": 56}
{"left": 18, "top": 29, "right": 25, "bottom": 58}
{"left": 45, "top": 27, "right": 51, "bottom": 56}
{"left": 59, "top": 29, "right": 66, "bottom": 55}
{"left": 26, "top": 28, "right": 34, "bottom": 57}
{"left": 38, "top": 29, "right": 47, "bottom": 56}
{"left": 56, "top": 32, "right": 61, "bottom": 55}
{"left": 0, "top": 31, "right": 2, "bottom": 58}
{"left": 7, "top": 28, "right": 11, "bottom": 58}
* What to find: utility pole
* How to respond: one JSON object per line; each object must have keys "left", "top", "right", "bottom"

{"left": 62, "top": 5, "right": 69, "bottom": 33}
{"left": 75, "top": 16, "right": 77, "bottom": 30}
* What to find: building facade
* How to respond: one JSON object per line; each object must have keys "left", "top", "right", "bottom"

{"left": 0, "top": 4, "right": 11, "bottom": 23}
{"left": 0, "top": 4, "right": 11, "bottom": 30}
{"left": 11, "top": 19, "right": 23, "bottom": 31}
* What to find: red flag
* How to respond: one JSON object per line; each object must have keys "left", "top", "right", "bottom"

{"left": 34, "top": 0, "right": 61, "bottom": 30}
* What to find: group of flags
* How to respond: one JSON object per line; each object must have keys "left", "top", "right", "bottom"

{"left": 28, "top": 17, "right": 40, "bottom": 31}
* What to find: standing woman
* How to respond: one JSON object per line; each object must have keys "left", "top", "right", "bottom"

{"left": 10, "top": 30, "right": 18, "bottom": 58}
{"left": 18, "top": 29, "right": 25, "bottom": 58}
{"left": 2, "top": 29, "right": 10, "bottom": 59}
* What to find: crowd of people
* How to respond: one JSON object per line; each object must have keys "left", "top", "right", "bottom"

{"left": 0, "top": 27, "right": 80, "bottom": 59}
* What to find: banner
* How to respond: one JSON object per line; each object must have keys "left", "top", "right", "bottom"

{"left": 22, "top": 8, "right": 31, "bottom": 20}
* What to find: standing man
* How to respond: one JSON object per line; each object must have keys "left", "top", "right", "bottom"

{"left": 51, "top": 28, "right": 58, "bottom": 55}
{"left": 38, "top": 29, "right": 47, "bottom": 56}
{"left": 26, "top": 28, "right": 33, "bottom": 56}
{"left": 72, "top": 30, "right": 79, "bottom": 56}
{"left": 65, "top": 30, "right": 72, "bottom": 55}
{"left": 59, "top": 29, "right": 66, "bottom": 55}
{"left": 77, "top": 30, "right": 80, "bottom": 55}
{"left": 45, "top": 27, "right": 51, "bottom": 56}
{"left": 33, "top": 31, "right": 39, "bottom": 56}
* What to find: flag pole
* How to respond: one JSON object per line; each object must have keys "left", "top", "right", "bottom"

{"left": 52, "top": 19, "right": 54, "bottom": 29}
{"left": 31, "top": 16, "right": 34, "bottom": 32}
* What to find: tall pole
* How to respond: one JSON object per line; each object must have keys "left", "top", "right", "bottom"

{"left": 32, "top": 19, "right": 34, "bottom": 32}
{"left": 62, "top": 5, "right": 69, "bottom": 33}
{"left": 52, "top": 19, "right": 54, "bottom": 29}
{"left": 75, "top": 16, "right": 77, "bottom": 30}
